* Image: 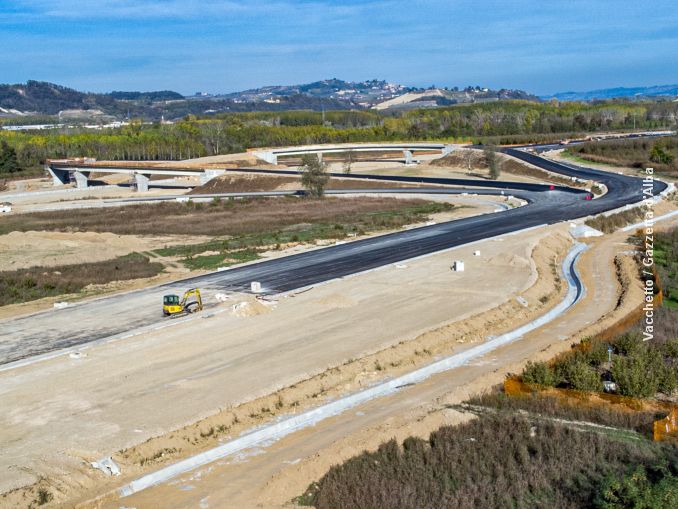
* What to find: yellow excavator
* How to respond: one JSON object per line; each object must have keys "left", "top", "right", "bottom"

{"left": 163, "top": 288, "right": 203, "bottom": 317}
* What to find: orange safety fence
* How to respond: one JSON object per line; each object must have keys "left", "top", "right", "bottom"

{"left": 504, "top": 376, "right": 677, "bottom": 442}
{"left": 654, "top": 408, "right": 678, "bottom": 442}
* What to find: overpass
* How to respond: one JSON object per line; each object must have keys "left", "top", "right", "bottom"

{"left": 252, "top": 142, "right": 457, "bottom": 165}
{"left": 46, "top": 161, "right": 226, "bottom": 192}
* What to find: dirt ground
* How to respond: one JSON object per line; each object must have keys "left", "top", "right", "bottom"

{"left": 0, "top": 231, "right": 210, "bottom": 270}
{"left": 0, "top": 225, "right": 565, "bottom": 507}
{"left": 115, "top": 216, "right": 672, "bottom": 509}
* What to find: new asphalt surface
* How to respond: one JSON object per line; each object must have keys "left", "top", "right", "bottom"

{"left": 0, "top": 149, "right": 666, "bottom": 366}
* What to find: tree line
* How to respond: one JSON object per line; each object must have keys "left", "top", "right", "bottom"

{"left": 2, "top": 100, "right": 677, "bottom": 172}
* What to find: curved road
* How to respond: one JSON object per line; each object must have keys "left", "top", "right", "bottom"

{"left": 0, "top": 148, "right": 666, "bottom": 367}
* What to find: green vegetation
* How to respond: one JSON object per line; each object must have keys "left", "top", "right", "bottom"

{"left": 596, "top": 466, "right": 678, "bottom": 508}
{"left": 483, "top": 144, "right": 501, "bottom": 180}
{"left": 0, "top": 140, "right": 20, "bottom": 173}
{"left": 656, "top": 228, "right": 678, "bottom": 308}
{"left": 518, "top": 322, "right": 677, "bottom": 398}
{"left": 0, "top": 253, "right": 163, "bottom": 306}
{"left": 570, "top": 136, "right": 678, "bottom": 175}
{"left": 299, "top": 154, "right": 330, "bottom": 197}
{"left": 2, "top": 100, "right": 677, "bottom": 172}
{"left": 299, "top": 414, "right": 678, "bottom": 509}
{"left": 154, "top": 201, "right": 455, "bottom": 270}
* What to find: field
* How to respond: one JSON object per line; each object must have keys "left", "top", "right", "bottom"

{"left": 153, "top": 201, "right": 455, "bottom": 269}
{"left": 568, "top": 137, "right": 678, "bottom": 176}
{"left": 0, "top": 196, "right": 450, "bottom": 237}
{"left": 0, "top": 253, "right": 163, "bottom": 306}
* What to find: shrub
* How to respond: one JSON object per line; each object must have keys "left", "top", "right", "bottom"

{"left": 611, "top": 349, "right": 668, "bottom": 398}
{"left": 563, "top": 359, "right": 603, "bottom": 392}
{"left": 522, "top": 361, "right": 556, "bottom": 386}
{"left": 594, "top": 465, "right": 678, "bottom": 509}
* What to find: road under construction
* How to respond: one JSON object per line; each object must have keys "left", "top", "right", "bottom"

{"left": 0, "top": 139, "right": 674, "bottom": 507}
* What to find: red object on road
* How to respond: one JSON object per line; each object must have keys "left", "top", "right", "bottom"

{"left": 585, "top": 194, "right": 593, "bottom": 201}
{"left": 549, "top": 185, "right": 555, "bottom": 190}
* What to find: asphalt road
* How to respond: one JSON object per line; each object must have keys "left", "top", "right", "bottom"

{"left": 0, "top": 150, "right": 666, "bottom": 366}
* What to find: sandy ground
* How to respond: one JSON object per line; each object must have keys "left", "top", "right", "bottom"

{"left": 0, "top": 224, "right": 563, "bottom": 506}
{"left": 0, "top": 231, "right": 211, "bottom": 270}
{"left": 113, "top": 214, "right": 674, "bottom": 509}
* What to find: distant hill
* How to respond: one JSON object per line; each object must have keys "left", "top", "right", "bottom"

{"left": 108, "top": 90, "right": 184, "bottom": 101}
{"left": 544, "top": 84, "right": 678, "bottom": 101}
{"left": 0, "top": 81, "right": 184, "bottom": 119}
{"left": 373, "top": 86, "right": 538, "bottom": 110}
{"left": 0, "top": 79, "right": 540, "bottom": 122}
{"left": 216, "top": 79, "right": 538, "bottom": 109}
{"left": 212, "top": 78, "right": 413, "bottom": 107}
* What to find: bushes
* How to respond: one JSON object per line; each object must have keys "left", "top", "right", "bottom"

{"left": 612, "top": 348, "right": 677, "bottom": 398}
{"left": 595, "top": 466, "right": 678, "bottom": 509}
{"left": 559, "top": 358, "right": 603, "bottom": 392}
{"left": 519, "top": 322, "right": 678, "bottom": 398}
{"left": 302, "top": 414, "right": 678, "bottom": 509}
{"left": 570, "top": 136, "right": 678, "bottom": 175}
{"left": 585, "top": 207, "right": 646, "bottom": 233}
{"left": 522, "top": 361, "right": 556, "bottom": 386}
{"left": 0, "top": 253, "right": 163, "bottom": 306}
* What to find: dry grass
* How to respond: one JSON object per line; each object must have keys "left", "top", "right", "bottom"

{"left": 430, "top": 151, "right": 582, "bottom": 186}
{"left": 0, "top": 253, "right": 163, "bottom": 306}
{"left": 0, "top": 196, "right": 440, "bottom": 236}
{"left": 189, "top": 175, "right": 300, "bottom": 194}
{"left": 585, "top": 207, "right": 646, "bottom": 233}
{"left": 189, "top": 173, "right": 414, "bottom": 195}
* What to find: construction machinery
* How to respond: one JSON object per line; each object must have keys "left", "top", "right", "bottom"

{"left": 163, "top": 288, "right": 203, "bottom": 317}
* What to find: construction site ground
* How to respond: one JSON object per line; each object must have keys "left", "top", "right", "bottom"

{"left": 108, "top": 214, "right": 678, "bottom": 509}
{"left": 1, "top": 222, "right": 566, "bottom": 506}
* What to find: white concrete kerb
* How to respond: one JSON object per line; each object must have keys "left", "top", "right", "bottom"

{"left": 118, "top": 242, "right": 588, "bottom": 498}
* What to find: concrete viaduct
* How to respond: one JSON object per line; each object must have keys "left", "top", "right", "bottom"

{"left": 46, "top": 143, "right": 457, "bottom": 191}
{"left": 252, "top": 142, "right": 457, "bottom": 165}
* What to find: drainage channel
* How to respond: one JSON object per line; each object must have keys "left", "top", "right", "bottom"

{"left": 119, "top": 241, "right": 588, "bottom": 498}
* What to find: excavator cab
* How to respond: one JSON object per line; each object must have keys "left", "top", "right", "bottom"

{"left": 163, "top": 288, "right": 203, "bottom": 317}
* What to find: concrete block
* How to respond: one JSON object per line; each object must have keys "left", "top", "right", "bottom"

{"left": 452, "top": 261, "right": 464, "bottom": 272}
{"left": 134, "top": 173, "right": 150, "bottom": 192}
{"left": 251, "top": 281, "right": 262, "bottom": 293}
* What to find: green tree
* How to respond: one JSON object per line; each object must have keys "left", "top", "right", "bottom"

{"left": 299, "top": 154, "right": 330, "bottom": 198}
{"left": 0, "top": 141, "right": 21, "bottom": 173}
{"left": 484, "top": 145, "right": 501, "bottom": 180}
{"left": 611, "top": 349, "right": 665, "bottom": 398}
{"left": 650, "top": 144, "right": 674, "bottom": 165}
{"left": 595, "top": 466, "right": 678, "bottom": 509}
{"left": 522, "top": 361, "right": 556, "bottom": 386}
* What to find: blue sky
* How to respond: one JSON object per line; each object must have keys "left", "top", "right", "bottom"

{"left": 0, "top": 0, "right": 676, "bottom": 95}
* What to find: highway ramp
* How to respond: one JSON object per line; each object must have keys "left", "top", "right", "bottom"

{"left": 0, "top": 150, "right": 666, "bottom": 367}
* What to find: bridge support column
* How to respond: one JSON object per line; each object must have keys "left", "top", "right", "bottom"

{"left": 134, "top": 173, "right": 150, "bottom": 192}
{"left": 73, "top": 171, "right": 89, "bottom": 189}
{"left": 403, "top": 150, "right": 414, "bottom": 165}
{"left": 47, "top": 165, "right": 70, "bottom": 186}
{"left": 254, "top": 151, "right": 277, "bottom": 165}
{"left": 317, "top": 152, "right": 323, "bottom": 162}
{"left": 200, "top": 169, "right": 226, "bottom": 185}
